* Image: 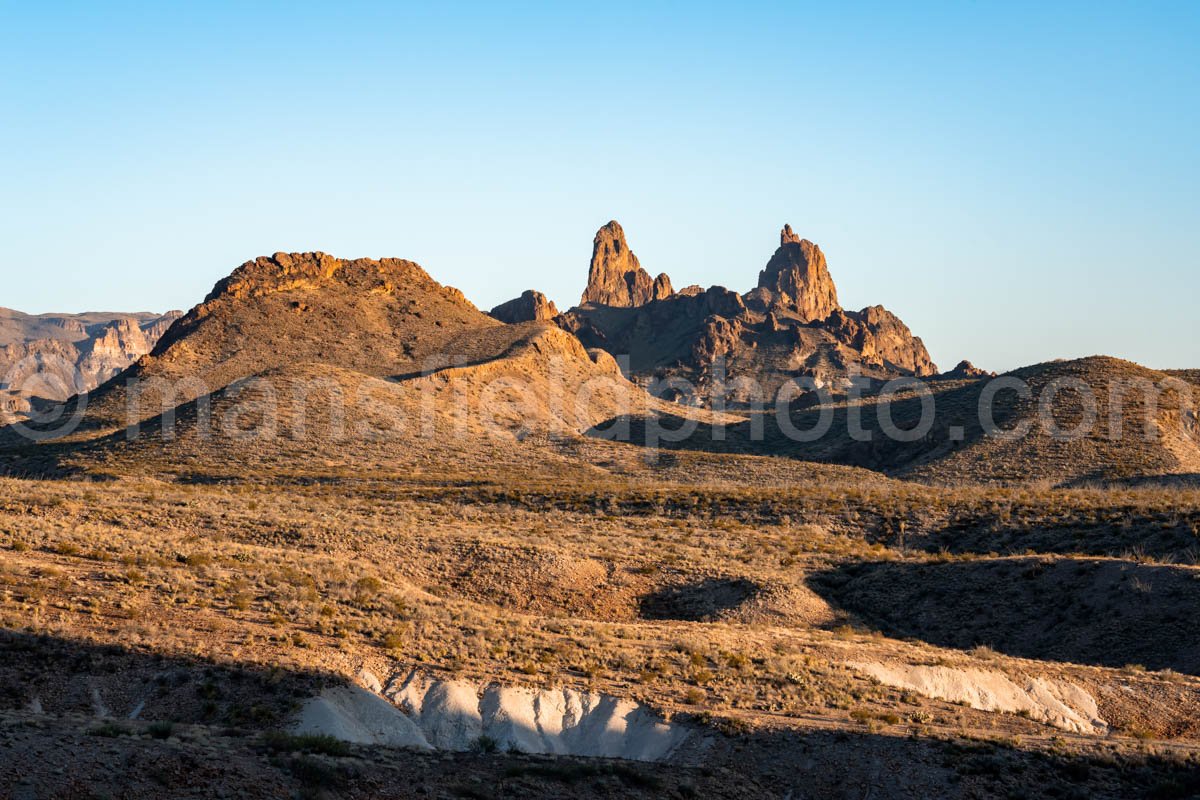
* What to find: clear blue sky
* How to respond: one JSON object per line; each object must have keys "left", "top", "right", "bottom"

{"left": 2, "top": 1, "right": 1197, "bottom": 372}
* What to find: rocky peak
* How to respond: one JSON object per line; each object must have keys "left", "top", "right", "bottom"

{"left": 943, "top": 360, "right": 994, "bottom": 379}
{"left": 579, "top": 221, "right": 673, "bottom": 308}
{"left": 489, "top": 290, "right": 560, "bottom": 324}
{"left": 201, "top": 252, "right": 471, "bottom": 311}
{"left": 757, "top": 225, "right": 840, "bottom": 322}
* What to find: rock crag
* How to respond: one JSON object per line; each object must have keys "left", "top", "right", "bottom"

{"left": 579, "top": 221, "right": 673, "bottom": 307}
{"left": 755, "top": 225, "right": 841, "bottom": 322}
{"left": 489, "top": 290, "right": 559, "bottom": 324}
{"left": 556, "top": 221, "right": 937, "bottom": 406}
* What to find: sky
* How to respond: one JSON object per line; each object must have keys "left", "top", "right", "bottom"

{"left": 1, "top": 1, "right": 1197, "bottom": 372}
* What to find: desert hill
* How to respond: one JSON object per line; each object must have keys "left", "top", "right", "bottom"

{"left": 69, "top": 324, "right": 673, "bottom": 477}
{"left": 38, "top": 251, "right": 511, "bottom": 435}
{"left": 528, "top": 222, "right": 937, "bottom": 405}
{"left": 619, "top": 355, "right": 1200, "bottom": 487}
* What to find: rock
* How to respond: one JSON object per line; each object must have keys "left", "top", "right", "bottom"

{"left": 692, "top": 316, "right": 744, "bottom": 369}
{"left": 757, "top": 225, "right": 840, "bottom": 322}
{"left": 942, "top": 360, "right": 994, "bottom": 379}
{"left": 848, "top": 661, "right": 1106, "bottom": 735}
{"left": 823, "top": 306, "right": 937, "bottom": 377}
{"left": 701, "top": 286, "right": 746, "bottom": 320}
{"left": 358, "top": 669, "right": 383, "bottom": 694}
{"left": 579, "top": 221, "right": 673, "bottom": 307}
{"left": 141, "top": 311, "right": 183, "bottom": 341}
{"left": 379, "top": 670, "right": 693, "bottom": 761}
{"left": 293, "top": 685, "right": 432, "bottom": 749}
{"left": 489, "top": 290, "right": 559, "bottom": 324}
{"left": 78, "top": 318, "right": 151, "bottom": 386}
{"left": 741, "top": 286, "right": 775, "bottom": 314}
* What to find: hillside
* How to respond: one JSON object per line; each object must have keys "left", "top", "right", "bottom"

{"left": 2, "top": 245, "right": 1200, "bottom": 800}
{"left": 849, "top": 356, "right": 1200, "bottom": 486}
{"left": 616, "top": 356, "right": 1199, "bottom": 487}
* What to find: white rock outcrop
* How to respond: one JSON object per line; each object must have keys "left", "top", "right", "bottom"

{"left": 849, "top": 661, "right": 1107, "bottom": 735}
{"left": 292, "top": 670, "right": 693, "bottom": 761}
{"left": 293, "top": 685, "right": 432, "bottom": 749}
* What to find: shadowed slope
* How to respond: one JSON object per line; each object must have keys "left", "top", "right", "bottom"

{"left": 812, "top": 556, "right": 1200, "bottom": 674}
{"left": 596, "top": 356, "right": 1200, "bottom": 487}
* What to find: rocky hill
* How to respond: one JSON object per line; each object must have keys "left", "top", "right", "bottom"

{"left": 634, "top": 355, "right": 1200, "bottom": 487}
{"left": 0, "top": 307, "right": 181, "bottom": 402}
{"left": 552, "top": 221, "right": 935, "bottom": 405}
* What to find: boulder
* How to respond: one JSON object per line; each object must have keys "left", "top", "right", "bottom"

{"left": 489, "top": 290, "right": 559, "bottom": 324}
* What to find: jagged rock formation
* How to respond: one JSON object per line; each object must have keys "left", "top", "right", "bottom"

{"left": 822, "top": 306, "right": 936, "bottom": 376}
{"left": 559, "top": 222, "right": 937, "bottom": 406}
{"left": 579, "top": 221, "right": 673, "bottom": 307}
{"left": 489, "top": 290, "right": 559, "bottom": 324}
{"left": 755, "top": 226, "right": 840, "bottom": 322}
{"left": 0, "top": 308, "right": 182, "bottom": 401}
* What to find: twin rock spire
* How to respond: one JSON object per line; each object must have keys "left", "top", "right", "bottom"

{"left": 577, "top": 220, "right": 839, "bottom": 323}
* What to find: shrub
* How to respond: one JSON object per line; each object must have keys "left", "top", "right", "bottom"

{"left": 472, "top": 734, "right": 499, "bottom": 754}
{"left": 261, "top": 731, "right": 351, "bottom": 757}
{"left": 148, "top": 721, "right": 174, "bottom": 739}
{"left": 89, "top": 722, "right": 132, "bottom": 737}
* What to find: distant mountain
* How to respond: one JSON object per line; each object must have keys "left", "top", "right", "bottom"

{"left": 0, "top": 307, "right": 182, "bottom": 403}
